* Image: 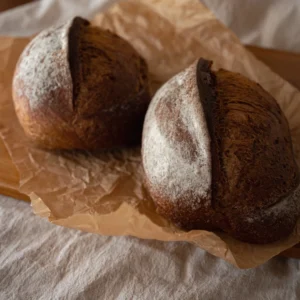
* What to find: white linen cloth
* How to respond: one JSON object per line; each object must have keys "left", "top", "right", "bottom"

{"left": 1, "top": 195, "right": 300, "bottom": 300}
{"left": 1, "top": 1, "right": 300, "bottom": 299}
{"left": 201, "top": 0, "right": 300, "bottom": 52}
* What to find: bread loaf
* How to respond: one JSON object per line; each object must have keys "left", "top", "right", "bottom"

{"left": 142, "top": 58, "right": 300, "bottom": 244}
{"left": 13, "top": 17, "right": 150, "bottom": 150}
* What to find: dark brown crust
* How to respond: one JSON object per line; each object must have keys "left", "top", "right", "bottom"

{"left": 13, "top": 17, "right": 151, "bottom": 150}
{"left": 214, "top": 67, "right": 300, "bottom": 243}
{"left": 71, "top": 19, "right": 150, "bottom": 149}
{"left": 143, "top": 58, "right": 300, "bottom": 244}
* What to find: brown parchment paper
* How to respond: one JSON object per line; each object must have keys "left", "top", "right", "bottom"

{"left": 1, "top": 0, "right": 300, "bottom": 269}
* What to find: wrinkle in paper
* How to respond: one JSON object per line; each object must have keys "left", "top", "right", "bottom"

{"left": 1, "top": 0, "right": 300, "bottom": 269}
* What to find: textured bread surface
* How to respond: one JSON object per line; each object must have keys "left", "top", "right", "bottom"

{"left": 13, "top": 17, "right": 150, "bottom": 150}
{"left": 142, "top": 58, "right": 300, "bottom": 244}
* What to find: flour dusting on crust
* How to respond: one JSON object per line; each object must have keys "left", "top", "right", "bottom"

{"left": 13, "top": 19, "right": 74, "bottom": 111}
{"left": 142, "top": 61, "right": 212, "bottom": 210}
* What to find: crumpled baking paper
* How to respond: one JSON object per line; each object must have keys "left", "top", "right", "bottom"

{"left": 1, "top": 0, "right": 300, "bottom": 269}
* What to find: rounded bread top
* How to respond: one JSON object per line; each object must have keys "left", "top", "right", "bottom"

{"left": 13, "top": 18, "right": 75, "bottom": 115}
{"left": 142, "top": 60, "right": 212, "bottom": 211}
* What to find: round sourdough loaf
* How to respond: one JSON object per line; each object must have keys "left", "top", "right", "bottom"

{"left": 13, "top": 17, "right": 150, "bottom": 150}
{"left": 142, "top": 58, "right": 300, "bottom": 244}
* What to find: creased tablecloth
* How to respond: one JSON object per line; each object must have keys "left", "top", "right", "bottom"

{"left": 1, "top": 195, "right": 300, "bottom": 300}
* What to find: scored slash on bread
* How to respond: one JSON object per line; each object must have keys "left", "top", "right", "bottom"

{"left": 142, "top": 58, "right": 300, "bottom": 244}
